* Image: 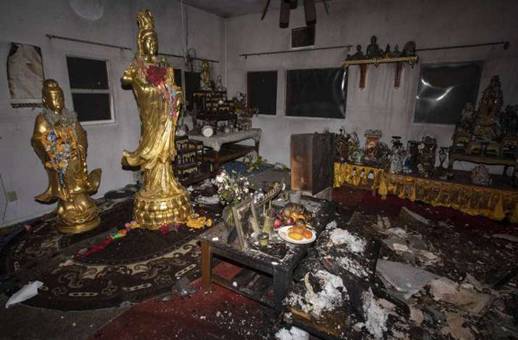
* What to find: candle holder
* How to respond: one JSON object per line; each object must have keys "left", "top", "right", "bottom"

{"left": 258, "top": 232, "right": 269, "bottom": 247}
{"left": 262, "top": 208, "right": 275, "bottom": 235}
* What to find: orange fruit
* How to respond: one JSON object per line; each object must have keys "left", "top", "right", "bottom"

{"left": 288, "top": 231, "right": 303, "bottom": 240}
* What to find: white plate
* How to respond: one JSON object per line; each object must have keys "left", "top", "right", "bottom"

{"left": 277, "top": 225, "right": 316, "bottom": 245}
{"left": 201, "top": 125, "right": 214, "bottom": 137}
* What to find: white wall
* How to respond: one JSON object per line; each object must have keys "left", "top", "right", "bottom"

{"left": 0, "top": 0, "right": 225, "bottom": 226}
{"left": 2, "top": 0, "right": 517, "bottom": 225}
{"left": 224, "top": 0, "right": 518, "bottom": 166}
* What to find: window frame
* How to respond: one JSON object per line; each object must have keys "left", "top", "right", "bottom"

{"left": 412, "top": 61, "right": 483, "bottom": 126}
{"left": 65, "top": 54, "right": 115, "bottom": 125}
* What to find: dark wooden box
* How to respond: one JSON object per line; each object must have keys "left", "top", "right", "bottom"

{"left": 290, "top": 133, "right": 334, "bottom": 194}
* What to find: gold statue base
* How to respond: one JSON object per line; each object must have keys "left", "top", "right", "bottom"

{"left": 133, "top": 191, "right": 192, "bottom": 229}
{"left": 56, "top": 195, "right": 101, "bottom": 234}
{"left": 57, "top": 215, "right": 100, "bottom": 234}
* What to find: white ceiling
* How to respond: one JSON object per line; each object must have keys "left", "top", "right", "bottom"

{"left": 183, "top": 0, "right": 272, "bottom": 18}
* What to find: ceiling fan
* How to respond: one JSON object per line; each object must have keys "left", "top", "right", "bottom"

{"left": 261, "top": 0, "right": 329, "bottom": 28}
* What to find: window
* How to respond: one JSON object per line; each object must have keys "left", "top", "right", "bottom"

{"left": 66, "top": 56, "right": 113, "bottom": 123}
{"left": 247, "top": 71, "right": 277, "bottom": 115}
{"left": 286, "top": 68, "right": 346, "bottom": 118}
{"left": 414, "top": 62, "right": 482, "bottom": 124}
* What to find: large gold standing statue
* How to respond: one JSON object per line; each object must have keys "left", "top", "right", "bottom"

{"left": 122, "top": 9, "right": 192, "bottom": 229}
{"left": 32, "top": 79, "right": 102, "bottom": 234}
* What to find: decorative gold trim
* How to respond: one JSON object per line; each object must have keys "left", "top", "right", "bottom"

{"left": 133, "top": 192, "right": 192, "bottom": 229}
{"left": 343, "top": 56, "right": 418, "bottom": 67}
{"left": 57, "top": 215, "right": 100, "bottom": 234}
{"left": 334, "top": 162, "right": 518, "bottom": 223}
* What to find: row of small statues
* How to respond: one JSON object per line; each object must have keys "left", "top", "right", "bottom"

{"left": 335, "top": 129, "right": 442, "bottom": 178}
{"left": 335, "top": 129, "right": 504, "bottom": 186}
{"left": 346, "top": 35, "right": 416, "bottom": 61}
{"left": 336, "top": 126, "right": 515, "bottom": 186}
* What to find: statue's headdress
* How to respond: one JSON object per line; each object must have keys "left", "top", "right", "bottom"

{"left": 136, "top": 10, "right": 156, "bottom": 57}
{"left": 42, "top": 79, "right": 62, "bottom": 97}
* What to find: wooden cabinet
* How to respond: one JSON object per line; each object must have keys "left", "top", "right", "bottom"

{"left": 174, "top": 136, "right": 213, "bottom": 185}
{"left": 291, "top": 133, "right": 334, "bottom": 194}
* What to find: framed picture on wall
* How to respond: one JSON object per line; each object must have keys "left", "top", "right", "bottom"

{"left": 7, "top": 42, "right": 45, "bottom": 108}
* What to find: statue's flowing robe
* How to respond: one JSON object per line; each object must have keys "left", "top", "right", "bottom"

{"left": 122, "top": 61, "right": 183, "bottom": 197}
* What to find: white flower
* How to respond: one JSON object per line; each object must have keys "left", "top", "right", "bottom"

{"left": 215, "top": 171, "right": 228, "bottom": 183}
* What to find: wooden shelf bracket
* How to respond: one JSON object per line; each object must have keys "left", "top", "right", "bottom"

{"left": 343, "top": 56, "right": 418, "bottom": 89}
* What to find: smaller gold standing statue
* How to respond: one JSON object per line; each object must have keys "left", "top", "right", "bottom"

{"left": 32, "top": 79, "right": 102, "bottom": 233}
{"left": 122, "top": 10, "right": 192, "bottom": 228}
{"left": 200, "top": 60, "right": 211, "bottom": 90}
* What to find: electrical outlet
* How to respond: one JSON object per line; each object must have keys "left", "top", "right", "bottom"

{"left": 6, "top": 191, "right": 17, "bottom": 202}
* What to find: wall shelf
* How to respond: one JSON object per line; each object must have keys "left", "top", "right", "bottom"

{"left": 343, "top": 56, "right": 418, "bottom": 89}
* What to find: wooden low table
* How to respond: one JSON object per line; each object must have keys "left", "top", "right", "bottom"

{"left": 199, "top": 224, "right": 308, "bottom": 311}
{"left": 199, "top": 199, "right": 329, "bottom": 311}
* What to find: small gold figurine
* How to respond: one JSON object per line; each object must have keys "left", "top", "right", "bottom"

{"left": 121, "top": 10, "right": 192, "bottom": 229}
{"left": 200, "top": 60, "right": 211, "bottom": 90}
{"left": 32, "top": 79, "right": 102, "bottom": 234}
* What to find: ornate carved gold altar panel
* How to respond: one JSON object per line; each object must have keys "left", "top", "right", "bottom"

{"left": 334, "top": 162, "right": 518, "bottom": 223}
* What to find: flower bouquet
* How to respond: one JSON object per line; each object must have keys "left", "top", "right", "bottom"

{"left": 213, "top": 170, "right": 252, "bottom": 206}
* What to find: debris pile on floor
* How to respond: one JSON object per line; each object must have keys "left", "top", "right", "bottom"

{"left": 275, "top": 326, "right": 309, "bottom": 340}
{"left": 287, "top": 269, "right": 347, "bottom": 318}
{"left": 283, "top": 204, "right": 518, "bottom": 339}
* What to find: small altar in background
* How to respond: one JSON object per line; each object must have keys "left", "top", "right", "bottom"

{"left": 334, "top": 162, "right": 518, "bottom": 223}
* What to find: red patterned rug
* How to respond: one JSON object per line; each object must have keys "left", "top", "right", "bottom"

{"left": 93, "top": 262, "right": 277, "bottom": 340}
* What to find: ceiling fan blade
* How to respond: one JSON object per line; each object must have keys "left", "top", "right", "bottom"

{"left": 261, "top": 0, "right": 271, "bottom": 20}
{"left": 280, "top": 0, "right": 290, "bottom": 28}
{"left": 304, "top": 0, "right": 316, "bottom": 25}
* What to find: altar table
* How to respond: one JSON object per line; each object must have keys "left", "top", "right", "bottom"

{"left": 334, "top": 162, "right": 518, "bottom": 223}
